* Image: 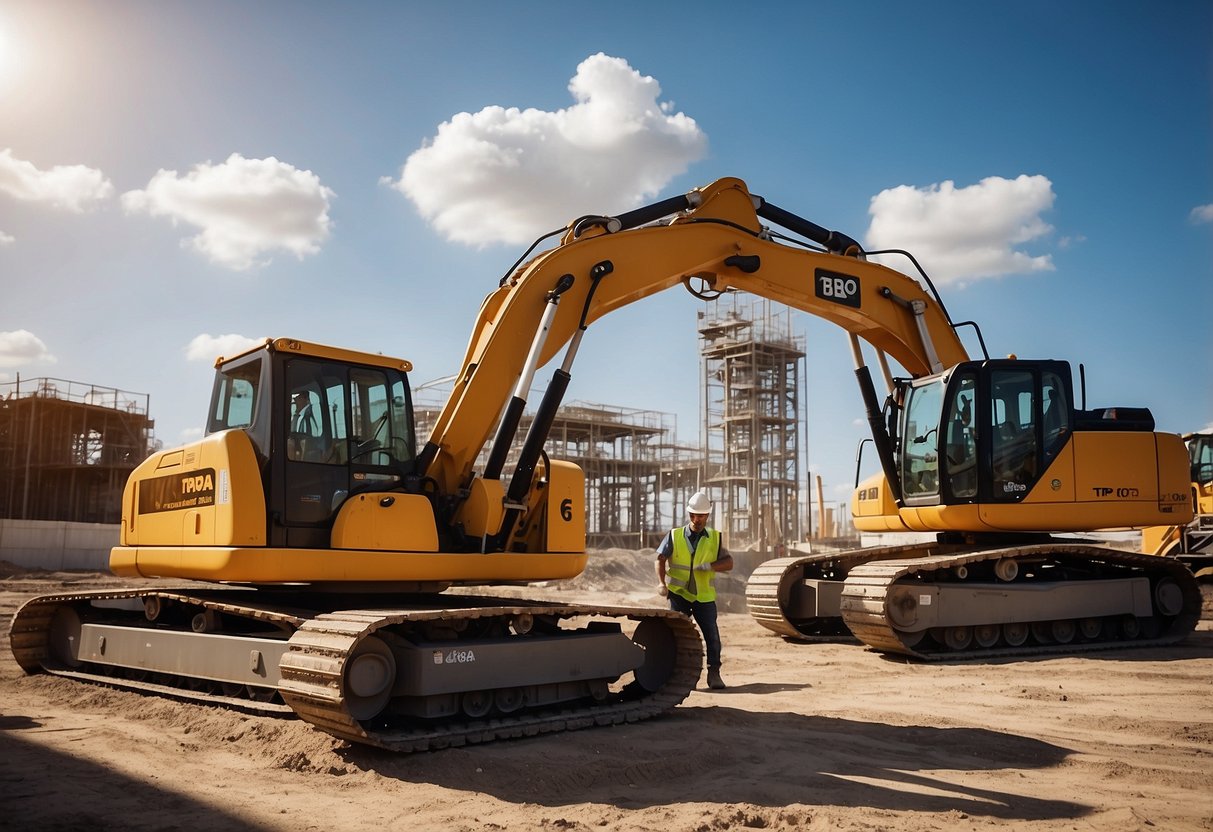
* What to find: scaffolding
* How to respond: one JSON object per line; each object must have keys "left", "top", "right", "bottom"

{"left": 544, "top": 401, "right": 699, "bottom": 549}
{"left": 699, "top": 295, "right": 805, "bottom": 550}
{"left": 412, "top": 389, "right": 699, "bottom": 550}
{"left": 0, "top": 377, "right": 156, "bottom": 523}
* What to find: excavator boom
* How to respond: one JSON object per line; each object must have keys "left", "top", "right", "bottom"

{"left": 422, "top": 177, "right": 967, "bottom": 499}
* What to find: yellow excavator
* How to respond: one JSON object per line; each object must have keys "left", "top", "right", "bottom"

{"left": 1142, "top": 432, "right": 1212, "bottom": 578}
{"left": 10, "top": 177, "right": 1200, "bottom": 750}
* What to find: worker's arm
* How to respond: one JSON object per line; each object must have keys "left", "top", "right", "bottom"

{"left": 694, "top": 553, "right": 733, "bottom": 572}
{"left": 714, "top": 541, "right": 734, "bottom": 572}
{"left": 654, "top": 532, "right": 673, "bottom": 596}
{"left": 692, "top": 539, "right": 733, "bottom": 572}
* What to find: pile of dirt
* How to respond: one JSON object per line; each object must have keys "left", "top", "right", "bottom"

{"left": 0, "top": 560, "right": 47, "bottom": 580}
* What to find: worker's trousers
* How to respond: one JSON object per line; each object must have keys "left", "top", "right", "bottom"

{"left": 667, "top": 594, "right": 722, "bottom": 669}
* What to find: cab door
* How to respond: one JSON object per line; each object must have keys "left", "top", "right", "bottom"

{"left": 278, "top": 358, "right": 352, "bottom": 546}
{"left": 345, "top": 366, "right": 415, "bottom": 497}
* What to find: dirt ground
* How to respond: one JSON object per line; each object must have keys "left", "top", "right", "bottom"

{"left": 2, "top": 553, "right": 1211, "bottom": 832}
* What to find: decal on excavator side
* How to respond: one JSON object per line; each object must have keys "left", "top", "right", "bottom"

{"left": 138, "top": 468, "right": 217, "bottom": 514}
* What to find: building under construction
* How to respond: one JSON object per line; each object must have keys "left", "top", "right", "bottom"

{"left": 412, "top": 393, "right": 701, "bottom": 550}
{"left": 0, "top": 377, "right": 157, "bottom": 524}
{"left": 540, "top": 401, "right": 701, "bottom": 550}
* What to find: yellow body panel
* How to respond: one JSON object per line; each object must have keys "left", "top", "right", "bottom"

{"left": 121, "top": 430, "right": 266, "bottom": 548}
{"left": 540, "top": 460, "right": 586, "bottom": 553}
{"left": 454, "top": 478, "right": 505, "bottom": 539}
{"left": 110, "top": 546, "right": 587, "bottom": 583}
{"left": 331, "top": 493, "right": 439, "bottom": 551}
{"left": 1141, "top": 524, "right": 1172, "bottom": 555}
{"left": 852, "top": 473, "right": 912, "bottom": 532}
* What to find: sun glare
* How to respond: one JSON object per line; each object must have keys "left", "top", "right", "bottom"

{"left": 0, "top": 14, "right": 24, "bottom": 93}
{"left": 0, "top": 20, "right": 11, "bottom": 87}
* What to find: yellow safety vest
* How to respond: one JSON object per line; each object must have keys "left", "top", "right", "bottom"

{"left": 665, "top": 527, "right": 720, "bottom": 603}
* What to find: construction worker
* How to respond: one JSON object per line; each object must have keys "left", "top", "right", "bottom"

{"left": 655, "top": 490, "right": 734, "bottom": 689}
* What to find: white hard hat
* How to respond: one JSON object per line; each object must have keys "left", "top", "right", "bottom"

{"left": 687, "top": 490, "right": 712, "bottom": 514}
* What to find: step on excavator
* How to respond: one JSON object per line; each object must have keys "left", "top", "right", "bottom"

{"left": 10, "top": 177, "right": 1201, "bottom": 752}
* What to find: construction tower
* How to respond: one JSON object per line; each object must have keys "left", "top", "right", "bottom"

{"left": 698, "top": 295, "right": 805, "bottom": 550}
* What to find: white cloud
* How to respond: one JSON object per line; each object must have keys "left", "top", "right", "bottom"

{"left": 122, "top": 153, "right": 334, "bottom": 270}
{"left": 0, "top": 148, "right": 114, "bottom": 211}
{"left": 388, "top": 53, "right": 708, "bottom": 246}
{"left": 865, "top": 175, "right": 1056, "bottom": 285}
{"left": 0, "top": 329, "right": 57, "bottom": 368}
{"left": 1189, "top": 204, "right": 1213, "bottom": 224}
{"left": 179, "top": 426, "right": 205, "bottom": 443}
{"left": 185, "top": 333, "right": 265, "bottom": 362}
{"left": 0, "top": 229, "right": 13, "bottom": 246}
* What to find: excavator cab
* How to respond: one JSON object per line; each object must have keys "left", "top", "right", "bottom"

{"left": 205, "top": 338, "right": 419, "bottom": 549}
{"left": 898, "top": 359, "right": 1074, "bottom": 507}
{"left": 857, "top": 356, "right": 1190, "bottom": 534}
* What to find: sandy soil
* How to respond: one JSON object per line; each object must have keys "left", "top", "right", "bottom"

{"left": 2, "top": 554, "right": 1211, "bottom": 832}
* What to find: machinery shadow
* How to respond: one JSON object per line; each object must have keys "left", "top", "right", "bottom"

{"left": 342, "top": 707, "right": 1087, "bottom": 822}
{"left": 695, "top": 681, "right": 813, "bottom": 694}
{"left": 0, "top": 728, "right": 276, "bottom": 832}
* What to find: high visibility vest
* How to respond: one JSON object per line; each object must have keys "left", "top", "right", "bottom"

{"left": 665, "top": 527, "right": 720, "bottom": 603}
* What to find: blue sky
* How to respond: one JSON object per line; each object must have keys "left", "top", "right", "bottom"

{"left": 2, "top": 0, "right": 1210, "bottom": 514}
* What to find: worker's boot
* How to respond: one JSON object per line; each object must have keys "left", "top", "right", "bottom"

{"left": 706, "top": 667, "right": 726, "bottom": 690}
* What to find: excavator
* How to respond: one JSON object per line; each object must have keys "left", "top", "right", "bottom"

{"left": 9, "top": 177, "right": 1201, "bottom": 751}
{"left": 1142, "top": 432, "right": 1212, "bottom": 578}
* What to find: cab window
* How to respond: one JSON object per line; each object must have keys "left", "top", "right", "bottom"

{"left": 208, "top": 358, "right": 260, "bottom": 433}
{"left": 285, "top": 360, "right": 345, "bottom": 465}
{"left": 943, "top": 373, "right": 978, "bottom": 499}
{"left": 1192, "top": 436, "right": 1213, "bottom": 485}
{"left": 1041, "top": 370, "right": 1071, "bottom": 461}
{"left": 901, "top": 380, "right": 943, "bottom": 499}
{"left": 991, "top": 369, "right": 1037, "bottom": 498}
{"left": 348, "top": 368, "right": 415, "bottom": 466}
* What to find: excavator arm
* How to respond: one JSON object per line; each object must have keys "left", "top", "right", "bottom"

{"left": 421, "top": 177, "right": 969, "bottom": 502}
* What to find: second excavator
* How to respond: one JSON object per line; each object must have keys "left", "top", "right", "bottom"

{"left": 10, "top": 177, "right": 1201, "bottom": 753}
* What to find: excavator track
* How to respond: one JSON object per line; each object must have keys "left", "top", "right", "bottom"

{"left": 839, "top": 544, "right": 1202, "bottom": 660}
{"left": 745, "top": 541, "right": 975, "bottom": 640}
{"left": 10, "top": 588, "right": 702, "bottom": 750}
{"left": 277, "top": 601, "right": 701, "bottom": 751}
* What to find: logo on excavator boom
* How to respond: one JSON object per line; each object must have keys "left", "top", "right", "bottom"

{"left": 815, "top": 268, "right": 861, "bottom": 308}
